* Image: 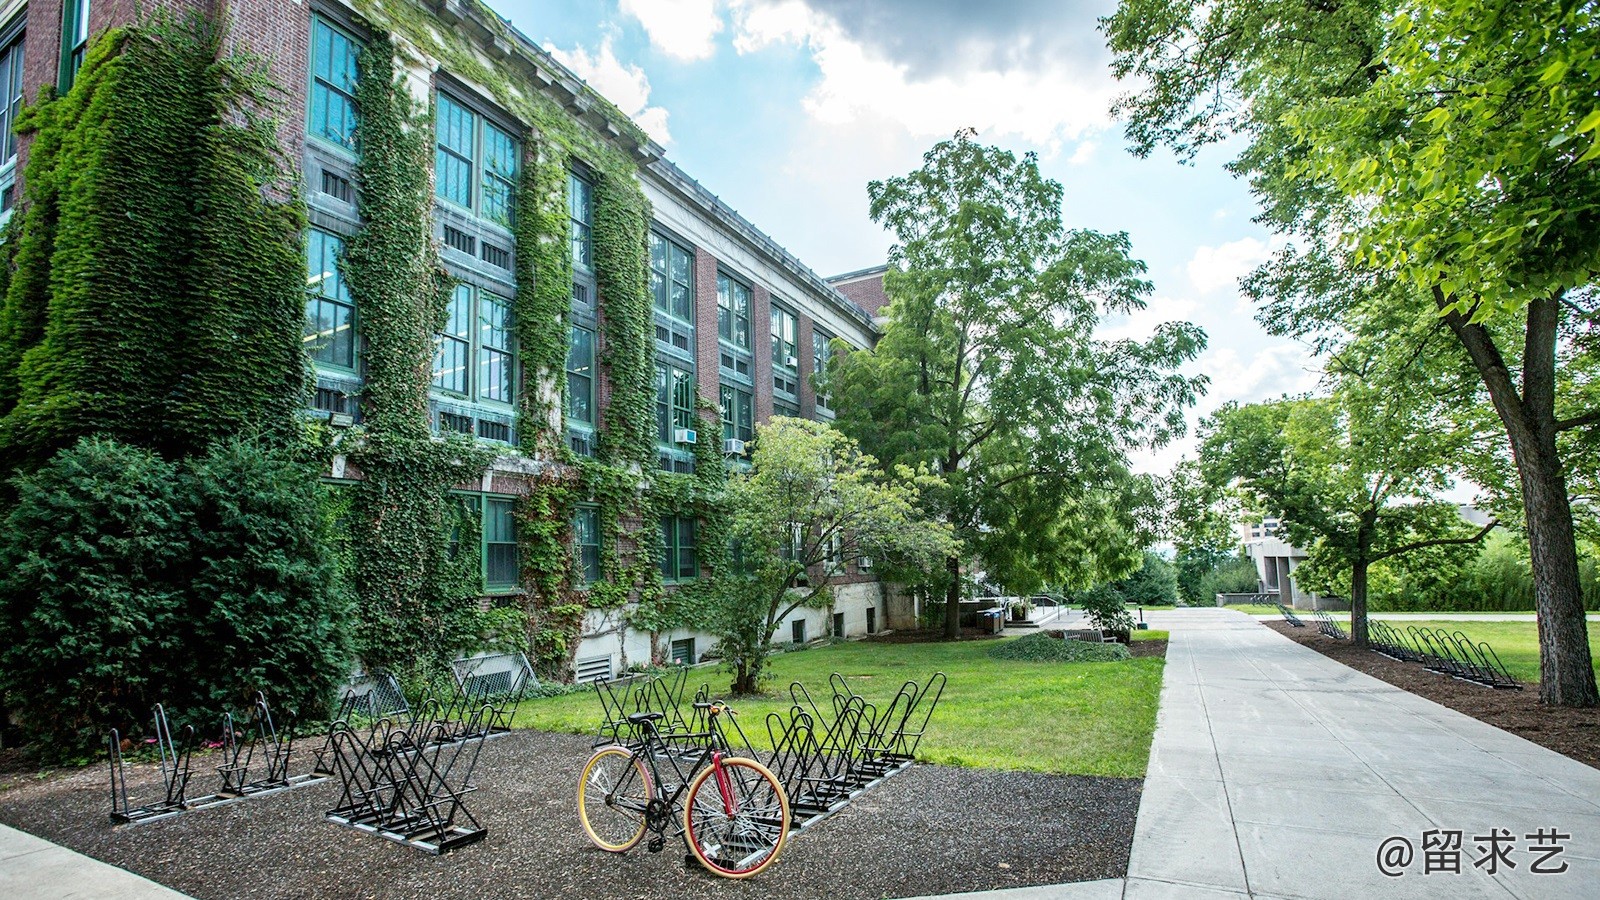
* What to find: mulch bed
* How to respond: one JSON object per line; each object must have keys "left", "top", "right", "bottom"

{"left": 0, "top": 730, "right": 1140, "bottom": 899}
{"left": 1128, "top": 639, "right": 1167, "bottom": 659}
{"left": 1266, "top": 620, "right": 1600, "bottom": 770}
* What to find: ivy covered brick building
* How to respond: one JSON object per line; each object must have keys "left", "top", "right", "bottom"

{"left": 0, "top": 0, "right": 886, "bottom": 680}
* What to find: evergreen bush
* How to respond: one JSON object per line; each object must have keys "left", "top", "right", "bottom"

{"left": 0, "top": 437, "right": 350, "bottom": 758}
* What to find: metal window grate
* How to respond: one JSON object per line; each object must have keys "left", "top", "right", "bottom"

{"left": 576, "top": 656, "right": 613, "bottom": 683}
{"left": 320, "top": 169, "right": 355, "bottom": 204}
{"left": 438, "top": 411, "right": 473, "bottom": 434}
{"left": 568, "top": 429, "right": 595, "bottom": 457}
{"left": 313, "top": 386, "right": 353, "bottom": 415}
{"left": 443, "top": 224, "right": 476, "bottom": 256}
{"left": 480, "top": 241, "right": 511, "bottom": 270}
{"left": 477, "top": 419, "right": 512, "bottom": 443}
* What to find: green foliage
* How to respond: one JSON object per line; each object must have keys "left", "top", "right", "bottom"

{"left": 1076, "top": 584, "right": 1135, "bottom": 634}
{"left": 0, "top": 437, "right": 349, "bottom": 758}
{"left": 832, "top": 129, "right": 1206, "bottom": 635}
{"left": 989, "top": 632, "right": 1131, "bottom": 663}
{"left": 0, "top": 15, "right": 307, "bottom": 470}
{"left": 1192, "top": 555, "right": 1261, "bottom": 604}
{"left": 1111, "top": 551, "right": 1178, "bottom": 606}
{"left": 340, "top": 35, "right": 497, "bottom": 673}
{"left": 716, "top": 418, "right": 955, "bottom": 692}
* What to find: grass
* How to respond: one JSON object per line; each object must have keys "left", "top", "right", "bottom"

{"left": 511, "top": 636, "right": 1165, "bottom": 778}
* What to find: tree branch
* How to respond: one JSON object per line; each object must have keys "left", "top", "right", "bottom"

{"left": 1370, "top": 519, "right": 1497, "bottom": 563}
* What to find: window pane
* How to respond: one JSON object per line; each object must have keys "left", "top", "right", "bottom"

{"left": 655, "top": 365, "right": 672, "bottom": 443}
{"left": 478, "top": 292, "right": 513, "bottom": 403}
{"left": 485, "top": 498, "right": 518, "bottom": 588}
{"left": 482, "top": 122, "right": 517, "bottom": 226}
{"left": 305, "top": 229, "right": 355, "bottom": 369}
{"left": 310, "top": 18, "right": 359, "bottom": 150}
{"left": 566, "top": 326, "right": 594, "bottom": 424}
{"left": 435, "top": 94, "right": 475, "bottom": 208}
{"left": 569, "top": 174, "right": 592, "bottom": 271}
{"left": 432, "top": 285, "right": 471, "bottom": 393}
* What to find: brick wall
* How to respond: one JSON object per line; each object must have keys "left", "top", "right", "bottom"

{"left": 797, "top": 313, "right": 815, "bottom": 418}
{"left": 751, "top": 284, "right": 773, "bottom": 422}
{"left": 693, "top": 245, "right": 719, "bottom": 406}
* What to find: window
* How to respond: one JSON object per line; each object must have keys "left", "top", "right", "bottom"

{"left": 774, "top": 397, "right": 800, "bottom": 419}
{"left": 655, "top": 363, "right": 695, "bottom": 447}
{"left": 570, "top": 173, "right": 593, "bottom": 273}
{"left": 484, "top": 497, "right": 518, "bottom": 591}
{"left": 866, "top": 608, "right": 876, "bottom": 634}
{"left": 309, "top": 16, "right": 360, "bottom": 152}
{"left": 566, "top": 325, "right": 596, "bottom": 427}
{"left": 772, "top": 305, "right": 799, "bottom": 396}
{"left": 791, "top": 619, "right": 806, "bottom": 644}
{"left": 305, "top": 229, "right": 356, "bottom": 370}
{"left": 0, "top": 22, "right": 24, "bottom": 222}
{"left": 59, "top": 0, "right": 88, "bottom": 93}
{"left": 720, "top": 384, "right": 752, "bottom": 445}
{"left": 650, "top": 233, "right": 694, "bottom": 323}
{"left": 435, "top": 92, "right": 518, "bottom": 227}
{"left": 574, "top": 506, "right": 600, "bottom": 585}
{"left": 812, "top": 328, "right": 833, "bottom": 410}
{"left": 671, "top": 638, "right": 695, "bottom": 666}
{"left": 430, "top": 284, "right": 514, "bottom": 406}
{"left": 833, "top": 612, "right": 845, "bottom": 639}
{"left": 717, "top": 273, "right": 750, "bottom": 350}
{"left": 660, "top": 516, "right": 697, "bottom": 582}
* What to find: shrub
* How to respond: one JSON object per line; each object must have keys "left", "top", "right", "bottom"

{"left": 989, "top": 631, "right": 1131, "bottom": 662}
{"left": 1077, "top": 583, "right": 1135, "bottom": 634}
{"left": 0, "top": 437, "right": 350, "bottom": 758}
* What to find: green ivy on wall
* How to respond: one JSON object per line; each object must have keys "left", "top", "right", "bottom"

{"left": 342, "top": 33, "right": 497, "bottom": 673}
{"left": 0, "top": 15, "right": 307, "bottom": 472}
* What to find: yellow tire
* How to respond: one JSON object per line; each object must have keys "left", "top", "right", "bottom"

{"left": 576, "top": 745, "right": 652, "bottom": 852}
{"left": 682, "top": 756, "right": 790, "bottom": 878}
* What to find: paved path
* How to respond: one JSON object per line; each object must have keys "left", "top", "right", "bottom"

{"left": 0, "top": 822, "right": 191, "bottom": 899}
{"left": 1130, "top": 608, "right": 1600, "bottom": 899}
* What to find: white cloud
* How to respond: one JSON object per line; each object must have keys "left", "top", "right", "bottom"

{"left": 1186, "top": 235, "right": 1286, "bottom": 297}
{"left": 1098, "top": 295, "right": 1199, "bottom": 343}
{"left": 549, "top": 38, "right": 673, "bottom": 144}
{"left": 728, "top": 0, "right": 1112, "bottom": 149}
{"left": 1067, "top": 140, "right": 1097, "bottom": 166}
{"left": 620, "top": 0, "right": 724, "bottom": 62}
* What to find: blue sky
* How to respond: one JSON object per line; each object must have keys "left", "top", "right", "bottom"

{"left": 495, "top": 0, "right": 1324, "bottom": 476}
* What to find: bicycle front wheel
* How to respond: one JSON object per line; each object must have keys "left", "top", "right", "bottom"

{"left": 682, "top": 756, "right": 790, "bottom": 878}
{"left": 577, "top": 745, "right": 652, "bottom": 852}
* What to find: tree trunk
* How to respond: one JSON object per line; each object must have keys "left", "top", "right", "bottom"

{"left": 1514, "top": 435, "right": 1598, "bottom": 706}
{"left": 1442, "top": 295, "right": 1598, "bottom": 707}
{"left": 1350, "top": 517, "right": 1373, "bottom": 648}
{"left": 1349, "top": 559, "right": 1369, "bottom": 648}
{"left": 944, "top": 555, "right": 962, "bottom": 640}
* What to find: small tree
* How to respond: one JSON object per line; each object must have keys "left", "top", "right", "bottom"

{"left": 717, "top": 418, "right": 955, "bottom": 694}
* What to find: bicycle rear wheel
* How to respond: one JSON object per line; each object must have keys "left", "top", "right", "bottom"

{"left": 577, "top": 745, "right": 652, "bottom": 852}
{"left": 682, "top": 756, "right": 790, "bottom": 878}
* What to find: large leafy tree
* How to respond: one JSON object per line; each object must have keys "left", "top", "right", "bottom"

{"left": 1201, "top": 384, "right": 1493, "bottom": 646}
{"left": 832, "top": 130, "right": 1206, "bottom": 638}
{"left": 718, "top": 418, "right": 953, "bottom": 693}
{"left": 1107, "top": 0, "right": 1600, "bottom": 705}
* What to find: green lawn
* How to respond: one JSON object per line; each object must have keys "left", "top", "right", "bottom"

{"left": 512, "top": 635, "right": 1166, "bottom": 778}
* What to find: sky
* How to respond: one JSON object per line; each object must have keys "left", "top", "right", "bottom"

{"left": 496, "top": 0, "right": 1326, "bottom": 478}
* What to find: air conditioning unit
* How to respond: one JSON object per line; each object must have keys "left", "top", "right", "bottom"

{"left": 785, "top": 355, "right": 798, "bottom": 367}
{"left": 724, "top": 438, "right": 747, "bottom": 455}
{"left": 673, "top": 427, "right": 698, "bottom": 445}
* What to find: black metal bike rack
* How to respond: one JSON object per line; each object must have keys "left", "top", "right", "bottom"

{"left": 109, "top": 694, "right": 327, "bottom": 826}
{"left": 109, "top": 704, "right": 195, "bottom": 825}
{"left": 322, "top": 704, "right": 493, "bottom": 854}
{"left": 1313, "top": 610, "right": 1347, "bottom": 640}
{"left": 1276, "top": 603, "right": 1305, "bottom": 627}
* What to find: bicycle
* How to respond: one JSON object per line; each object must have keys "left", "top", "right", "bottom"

{"left": 576, "top": 701, "right": 790, "bottom": 878}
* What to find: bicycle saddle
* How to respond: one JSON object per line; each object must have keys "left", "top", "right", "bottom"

{"left": 626, "top": 711, "right": 664, "bottom": 724}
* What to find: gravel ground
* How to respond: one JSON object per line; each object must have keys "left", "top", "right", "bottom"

{"left": 0, "top": 730, "right": 1141, "bottom": 899}
{"left": 1267, "top": 620, "right": 1600, "bottom": 769}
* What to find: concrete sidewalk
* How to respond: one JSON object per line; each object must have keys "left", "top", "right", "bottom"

{"left": 1130, "top": 608, "right": 1600, "bottom": 899}
{"left": 0, "top": 822, "right": 191, "bottom": 899}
